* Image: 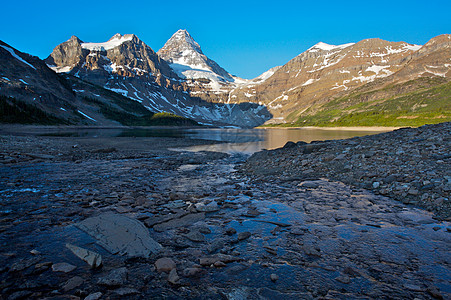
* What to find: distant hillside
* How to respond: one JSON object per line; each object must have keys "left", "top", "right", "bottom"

{"left": 289, "top": 77, "right": 451, "bottom": 127}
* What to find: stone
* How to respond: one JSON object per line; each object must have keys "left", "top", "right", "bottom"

{"left": 225, "top": 227, "right": 237, "bottom": 235}
{"left": 214, "top": 261, "right": 227, "bottom": 267}
{"left": 168, "top": 268, "right": 180, "bottom": 285}
{"left": 303, "top": 245, "right": 321, "bottom": 257}
{"left": 62, "top": 276, "right": 84, "bottom": 292}
{"left": 373, "top": 182, "right": 380, "bottom": 189}
{"left": 183, "top": 267, "right": 202, "bottom": 277}
{"left": 270, "top": 274, "right": 279, "bottom": 282}
{"left": 335, "top": 274, "right": 350, "bottom": 284}
{"left": 199, "top": 257, "right": 220, "bottom": 266}
{"left": 52, "top": 262, "right": 77, "bottom": 273}
{"left": 8, "top": 291, "right": 32, "bottom": 300}
{"left": 66, "top": 244, "right": 102, "bottom": 269}
{"left": 84, "top": 292, "right": 103, "bottom": 300}
{"left": 298, "top": 181, "right": 320, "bottom": 189}
{"left": 185, "top": 230, "right": 206, "bottom": 242}
{"left": 113, "top": 287, "right": 139, "bottom": 296}
{"left": 153, "top": 212, "right": 205, "bottom": 232}
{"left": 97, "top": 267, "right": 128, "bottom": 287}
{"left": 155, "top": 257, "right": 176, "bottom": 273}
{"left": 195, "top": 201, "right": 219, "bottom": 212}
{"left": 237, "top": 231, "right": 251, "bottom": 241}
{"left": 75, "top": 213, "right": 162, "bottom": 258}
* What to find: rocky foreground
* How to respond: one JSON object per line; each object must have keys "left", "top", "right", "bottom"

{"left": 243, "top": 122, "right": 451, "bottom": 220}
{"left": 0, "top": 125, "right": 450, "bottom": 299}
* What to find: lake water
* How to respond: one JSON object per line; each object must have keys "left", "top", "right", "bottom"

{"left": 179, "top": 127, "right": 394, "bottom": 154}
{"left": 37, "top": 127, "right": 394, "bottom": 154}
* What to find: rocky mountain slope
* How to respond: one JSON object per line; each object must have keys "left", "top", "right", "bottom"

{"left": 232, "top": 35, "right": 450, "bottom": 125}
{"left": 45, "top": 33, "right": 271, "bottom": 127}
{"left": 0, "top": 40, "right": 198, "bottom": 126}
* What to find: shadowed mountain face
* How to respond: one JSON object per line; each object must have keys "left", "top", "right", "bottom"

{"left": 44, "top": 33, "right": 272, "bottom": 127}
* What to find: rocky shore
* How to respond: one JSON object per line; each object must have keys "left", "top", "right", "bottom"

{"left": 243, "top": 122, "right": 451, "bottom": 220}
{"left": 0, "top": 125, "right": 450, "bottom": 299}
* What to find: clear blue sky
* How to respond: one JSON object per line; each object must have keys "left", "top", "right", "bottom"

{"left": 1, "top": 0, "right": 450, "bottom": 79}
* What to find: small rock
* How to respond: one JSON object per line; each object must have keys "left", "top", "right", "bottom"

{"left": 298, "top": 181, "right": 320, "bottom": 189}
{"left": 303, "top": 245, "right": 321, "bottom": 257}
{"left": 404, "top": 284, "right": 423, "bottom": 292}
{"left": 155, "top": 257, "right": 176, "bottom": 273}
{"left": 84, "top": 292, "right": 103, "bottom": 300}
{"left": 225, "top": 227, "right": 237, "bottom": 235}
{"left": 335, "top": 274, "right": 350, "bottom": 284}
{"left": 195, "top": 201, "right": 219, "bottom": 212}
{"left": 373, "top": 182, "right": 380, "bottom": 189}
{"left": 244, "top": 209, "right": 262, "bottom": 217}
{"left": 62, "top": 276, "right": 84, "bottom": 292}
{"left": 214, "top": 261, "right": 227, "bottom": 268}
{"left": 97, "top": 267, "right": 128, "bottom": 287}
{"left": 185, "top": 230, "right": 206, "bottom": 242}
{"left": 168, "top": 269, "right": 180, "bottom": 285}
{"left": 183, "top": 267, "right": 202, "bottom": 277}
{"left": 66, "top": 243, "right": 102, "bottom": 269}
{"left": 52, "top": 262, "right": 77, "bottom": 273}
{"left": 113, "top": 287, "right": 139, "bottom": 296}
{"left": 7, "top": 290, "right": 32, "bottom": 300}
{"left": 270, "top": 274, "right": 279, "bottom": 282}
{"left": 30, "top": 249, "right": 40, "bottom": 255}
{"left": 199, "top": 257, "right": 220, "bottom": 266}
{"left": 237, "top": 231, "right": 251, "bottom": 241}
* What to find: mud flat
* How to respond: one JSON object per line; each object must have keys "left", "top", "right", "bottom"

{"left": 0, "top": 124, "right": 450, "bottom": 299}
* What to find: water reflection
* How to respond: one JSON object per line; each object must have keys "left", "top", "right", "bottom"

{"left": 180, "top": 127, "right": 393, "bottom": 154}
{"left": 37, "top": 127, "right": 393, "bottom": 154}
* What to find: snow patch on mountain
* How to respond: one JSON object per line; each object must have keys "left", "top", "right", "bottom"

{"left": 0, "top": 45, "right": 36, "bottom": 70}
{"left": 251, "top": 66, "right": 281, "bottom": 83}
{"left": 308, "top": 42, "right": 355, "bottom": 52}
{"left": 82, "top": 34, "right": 133, "bottom": 51}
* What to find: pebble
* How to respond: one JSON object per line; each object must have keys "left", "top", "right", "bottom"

{"left": 62, "top": 276, "right": 84, "bottom": 292}
{"left": 237, "top": 231, "right": 251, "bottom": 241}
{"left": 155, "top": 257, "right": 176, "bottom": 273}
{"left": 97, "top": 267, "right": 128, "bottom": 287}
{"left": 52, "top": 262, "right": 77, "bottom": 273}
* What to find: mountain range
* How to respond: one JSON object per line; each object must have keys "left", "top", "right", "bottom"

{"left": 1, "top": 30, "right": 450, "bottom": 127}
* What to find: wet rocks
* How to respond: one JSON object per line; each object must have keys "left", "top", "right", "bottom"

{"left": 66, "top": 244, "right": 102, "bottom": 269}
{"left": 75, "top": 213, "right": 162, "bottom": 258}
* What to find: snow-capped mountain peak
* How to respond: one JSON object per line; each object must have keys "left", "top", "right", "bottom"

{"left": 158, "top": 29, "right": 234, "bottom": 91}
{"left": 168, "top": 29, "right": 202, "bottom": 54}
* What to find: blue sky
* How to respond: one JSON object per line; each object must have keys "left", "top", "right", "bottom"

{"left": 1, "top": 0, "right": 450, "bottom": 78}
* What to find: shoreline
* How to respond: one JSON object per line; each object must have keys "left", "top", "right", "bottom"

{"left": 259, "top": 125, "right": 401, "bottom": 131}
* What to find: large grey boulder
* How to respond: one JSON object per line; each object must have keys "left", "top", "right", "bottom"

{"left": 75, "top": 213, "right": 162, "bottom": 258}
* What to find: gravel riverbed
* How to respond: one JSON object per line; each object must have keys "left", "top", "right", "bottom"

{"left": 242, "top": 122, "right": 451, "bottom": 220}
